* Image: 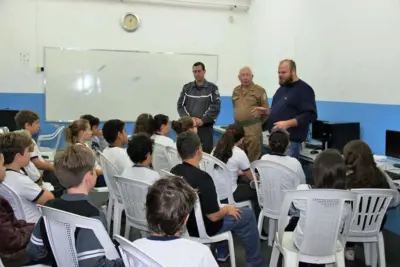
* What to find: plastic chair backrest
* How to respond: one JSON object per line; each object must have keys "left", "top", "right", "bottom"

{"left": 165, "top": 146, "right": 181, "bottom": 167}
{"left": 98, "top": 152, "right": 121, "bottom": 202}
{"left": 251, "top": 160, "right": 300, "bottom": 218}
{"left": 349, "top": 188, "right": 396, "bottom": 237}
{"left": 0, "top": 183, "right": 27, "bottom": 220}
{"left": 153, "top": 142, "right": 172, "bottom": 173}
{"left": 278, "top": 189, "right": 357, "bottom": 256}
{"left": 114, "top": 175, "right": 151, "bottom": 232}
{"left": 200, "top": 153, "right": 235, "bottom": 204}
{"left": 40, "top": 206, "right": 120, "bottom": 267}
{"left": 192, "top": 196, "right": 214, "bottom": 242}
{"left": 113, "top": 235, "right": 163, "bottom": 267}
{"left": 37, "top": 125, "right": 65, "bottom": 150}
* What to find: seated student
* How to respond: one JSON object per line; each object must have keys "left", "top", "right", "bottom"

{"left": 171, "top": 132, "right": 265, "bottom": 267}
{"left": 13, "top": 130, "right": 41, "bottom": 183}
{"left": 27, "top": 145, "right": 124, "bottom": 267}
{"left": 153, "top": 114, "right": 175, "bottom": 147}
{"left": 171, "top": 116, "right": 198, "bottom": 135}
{"left": 261, "top": 128, "right": 306, "bottom": 185}
{"left": 0, "top": 149, "right": 36, "bottom": 267}
{"left": 81, "top": 114, "right": 108, "bottom": 151}
{"left": 14, "top": 110, "right": 54, "bottom": 172}
{"left": 0, "top": 133, "right": 54, "bottom": 223}
{"left": 122, "top": 134, "right": 160, "bottom": 183}
{"left": 133, "top": 113, "right": 155, "bottom": 136}
{"left": 102, "top": 119, "right": 131, "bottom": 174}
{"left": 286, "top": 149, "right": 350, "bottom": 250}
{"left": 212, "top": 123, "right": 257, "bottom": 204}
{"left": 343, "top": 140, "right": 396, "bottom": 260}
{"left": 133, "top": 176, "right": 218, "bottom": 267}
{"left": 65, "top": 119, "right": 106, "bottom": 187}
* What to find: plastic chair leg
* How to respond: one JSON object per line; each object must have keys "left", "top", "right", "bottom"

{"left": 227, "top": 235, "right": 236, "bottom": 267}
{"left": 378, "top": 232, "right": 386, "bottom": 267}
{"left": 112, "top": 203, "right": 123, "bottom": 236}
{"left": 268, "top": 219, "right": 277, "bottom": 247}
{"left": 283, "top": 250, "right": 298, "bottom": 267}
{"left": 258, "top": 215, "right": 267, "bottom": 240}
{"left": 124, "top": 223, "right": 131, "bottom": 239}
{"left": 106, "top": 198, "right": 114, "bottom": 233}
{"left": 364, "top": 243, "right": 371, "bottom": 266}
{"left": 371, "top": 242, "right": 378, "bottom": 267}
{"left": 269, "top": 243, "right": 280, "bottom": 267}
{"left": 334, "top": 249, "right": 345, "bottom": 267}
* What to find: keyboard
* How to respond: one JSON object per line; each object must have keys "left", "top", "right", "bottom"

{"left": 385, "top": 170, "right": 400, "bottom": 180}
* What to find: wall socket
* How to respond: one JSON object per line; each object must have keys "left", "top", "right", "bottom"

{"left": 19, "top": 53, "right": 30, "bottom": 65}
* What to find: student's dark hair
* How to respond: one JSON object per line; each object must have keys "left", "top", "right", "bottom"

{"left": 213, "top": 124, "right": 244, "bottom": 164}
{"left": 14, "top": 110, "right": 40, "bottom": 129}
{"left": 65, "top": 119, "right": 90, "bottom": 144}
{"left": 193, "top": 62, "right": 205, "bottom": 71}
{"left": 80, "top": 114, "right": 100, "bottom": 128}
{"left": 134, "top": 113, "right": 155, "bottom": 136}
{"left": 54, "top": 145, "right": 95, "bottom": 189}
{"left": 176, "top": 131, "right": 201, "bottom": 160}
{"left": 280, "top": 59, "right": 297, "bottom": 71}
{"left": 343, "top": 140, "right": 387, "bottom": 189}
{"left": 154, "top": 114, "right": 169, "bottom": 133}
{"left": 0, "top": 132, "right": 32, "bottom": 164}
{"left": 269, "top": 130, "right": 290, "bottom": 154}
{"left": 102, "top": 119, "right": 125, "bottom": 144}
{"left": 312, "top": 149, "right": 346, "bottom": 189}
{"left": 146, "top": 176, "right": 197, "bottom": 236}
{"left": 171, "top": 116, "right": 194, "bottom": 135}
{"left": 127, "top": 133, "right": 154, "bottom": 163}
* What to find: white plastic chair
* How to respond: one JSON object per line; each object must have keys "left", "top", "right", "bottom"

{"left": 153, "top": 142, "right": 172, "bottom": 175}
{"left": 186, "top": 197, "right": 236, "bottom": 267}
{"left": 251, "top": 160, "right": 300, "bottom": 246}
{"left": 347, "top": 189, "right": 396, "bottom": 267}
{"left": 270, "top": 189, "right": 358, "bottom": 267}
{"left": 0, "top": 182, "right": 27, "bottom": 220}
{"left": 165, "top": 146, "right": 181, "bottom": 168}
{"left": 98, "top": 152, "right": 124, "bottom": 235}
{"left": 200, "top": 153, "right": 252, "bottom": 210}
{"left": 114, "top": 235, "right": 163, "bottom": 267}
{"left": 39, "top": 206, "right": 120, "bottom": 267}
{"left": 114, "top": 175, "right": 151, "bottom": 239}
{"left": 37, "top": 125, "right": 65, "bottom": 158}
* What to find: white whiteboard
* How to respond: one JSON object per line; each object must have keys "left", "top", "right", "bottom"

{"left": 44, "top": 48, "right": 218, "bottom": 122}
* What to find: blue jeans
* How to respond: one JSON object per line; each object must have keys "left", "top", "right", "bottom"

{"left": 216, "top": 207, "right": 262, "bottom": 266}
{"left": 288, "top": 142, "right": 302, "bottom": 159}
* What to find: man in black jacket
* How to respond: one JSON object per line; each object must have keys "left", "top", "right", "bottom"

{"left": 177, "top": 62, "right": 221, "bottom": 153}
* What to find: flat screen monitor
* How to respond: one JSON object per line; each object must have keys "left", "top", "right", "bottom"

{"left": 312, "top": 120, "right": 329, "bottom": 141}
{"left": 0, "top": 110, "right": 19, "bottom": 132}
{"left": 386, "top": 130, "right": 400, "bottom": 159}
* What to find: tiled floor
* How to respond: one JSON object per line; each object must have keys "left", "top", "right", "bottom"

{"left": 220, "top": 229, "right": 400, "bottom": 267}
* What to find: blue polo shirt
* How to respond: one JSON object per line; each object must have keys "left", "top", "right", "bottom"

{"left": 267, "top": 79, "right": 317, "bottom": 142}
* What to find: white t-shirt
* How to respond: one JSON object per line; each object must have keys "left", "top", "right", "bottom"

{"left": 292, "top": 184, "right": 351, "bottom": 249}
{"left": 122, "top": 166, "right": 160, "bottom": 184}
{"left": 213, "top": 146, "right": 250, "bottom": 200}
{"left": 153, "top": 134, "right": 176, "bottom": 173}
{"left": 3, "top": 169, "right": 43, "bottom": 223}
{"left": 23, "top": 162, "right": 41, "bottom": 182}
{"left": 133, "top": 236, "right": 218, "bottom": 267}
{"left": 260, "top": 154, "right": 306, "bottom": 185}
{"left": 102, "top": 146, "right": 132, "bottom": 175}
{"left": 30, "top": 139, "right": 44, "bottom": 161}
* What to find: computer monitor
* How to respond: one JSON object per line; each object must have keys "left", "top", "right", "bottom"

{"left": 312, "top": 120, "right": 329, "bottom": 141}
{"left": 385, "top": 130, "right": 400, "bottom": 159}
{"left": 0, "top": 109, "right": 19, "bottom": 132}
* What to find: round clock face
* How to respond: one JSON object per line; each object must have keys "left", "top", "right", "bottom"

{"left": 122, "top": 13, "right": 140, "bottom": 32}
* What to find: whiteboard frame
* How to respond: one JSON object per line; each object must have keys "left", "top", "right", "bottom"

{"left": 43, "top": 47, "right": 219, "bottom": 122}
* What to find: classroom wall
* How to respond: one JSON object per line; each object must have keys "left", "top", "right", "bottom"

{"left": 1, "top": 0, "right": 400, "bottom": 154}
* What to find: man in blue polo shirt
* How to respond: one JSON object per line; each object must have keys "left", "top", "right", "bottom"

{"left": 253, "top": 59, "right": 317, "bottom": 158}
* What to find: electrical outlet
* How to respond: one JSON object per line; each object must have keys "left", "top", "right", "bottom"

{"left": 19, "top": 53, "right": 30, "bottom": 65}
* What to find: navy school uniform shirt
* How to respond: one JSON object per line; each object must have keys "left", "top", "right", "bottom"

{"left": 171, "top": 162, "right": 223, "bottom": 237}
{"left": 267, "top": 79, "right": 317, "bottom": 142}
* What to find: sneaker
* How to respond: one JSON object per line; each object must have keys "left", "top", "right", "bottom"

{"left": 216, "top": 247, "right": 230, "bottom": 262}
{"left": 345, "top": 247, "right": 355, "bottom": 261}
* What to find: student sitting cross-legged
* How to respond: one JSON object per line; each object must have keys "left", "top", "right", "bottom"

{"left": 102, "top": 119, "right": 132, "bottom": 175}
{"left": 132, "top": 176, "right": 218, "bottom": 267}
{"left": 0, "top": 132, "right": 54, "bottom": 223}
{"left": 171, "top": 131, "right": 266, "bottom": 267}
{"left": 121, "top": 133, "right": 160, "bottom": 183}
{"left": 27, "top": 144, "right": 124, "bottom": 267}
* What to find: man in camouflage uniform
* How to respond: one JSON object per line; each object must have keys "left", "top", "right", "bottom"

{"left": 232, "top": 67, "right": 269, "bottom": 161}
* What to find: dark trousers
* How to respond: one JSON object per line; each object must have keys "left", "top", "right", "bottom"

{"left": 43, "top": 170, "right": 64, "bottom": 198}
{"left": 197, "top": 125, "right": 214, "bottom": 153}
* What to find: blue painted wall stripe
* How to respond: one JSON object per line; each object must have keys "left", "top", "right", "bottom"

{"left": 0, "top": 93, "right": 398, "bottom": 154}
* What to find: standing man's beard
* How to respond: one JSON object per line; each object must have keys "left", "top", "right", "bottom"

{"left": 279, "top": 76, "right": 294, "bottom": 86}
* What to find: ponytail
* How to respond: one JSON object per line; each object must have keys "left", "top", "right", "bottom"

{"left": 171, "top": 116, "right": 194, "bottom": 135}
{"left": 213, "top": 123, "right": 244, "bottom": 163}
{"left": 65, "top": 119, "right": 90, "bottom": 144}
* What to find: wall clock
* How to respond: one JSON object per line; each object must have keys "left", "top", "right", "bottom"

{"left": 121, "top": 13, "right": 140, "bottom": 32}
